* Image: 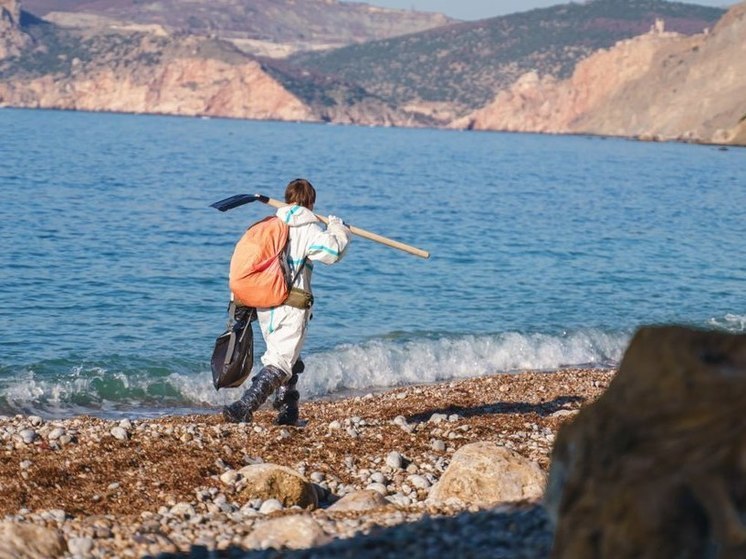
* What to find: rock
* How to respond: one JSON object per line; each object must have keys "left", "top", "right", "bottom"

{"left": 110, "top": 427, "right": 128, "bottom": 441}
{"left": 47, "top": 428, "right": 65, "bottom": 441}
{"left": 243, "top": 515, "right": 331, "bottom": 550}
{"left": 66, "top": 536, "right": 93, "bottom": 557}
{"left": 219, "top": 470, "right": 239, "bottom": 486}
{"left": 369, "top": 472, "right": 386, "bottom": 485}
{"left": 393, "top": 415, "right": 408, "bottom": 426}
{"left": 385, "top": 451, "right": 404, "bottom": 470}
{"left": 547, "top": 326, "right": 746, "bottom": 558}
{"left": 237, "top": 464, "right": 317, "bottom": 510}
{"left": 345, "top": 427, "right": 359, "bottom": 438}
{"left": 169, "top": 502, "right": 195, "bottom": 518}
{"left": 365, "top": 483, "right": 388, "bottom": 495}
{"left": 309, "top": 471, "right": 325, "bottom": 483}
{"left": 408, "top": 474, "right": 431, "bottom": 490}
{"left": 42, "top": 509, "right": 66, "bottom": 523}
{"left": 427, "top": 441, "right": 545, "bottom": 507}
{"left": 18, "top": 429, "right": 36, "bottom": 444}
{"left": 327, "top": 490, "right": 390, "bottom": 512}
{"left": 386, "top": 493, "right": 412, "bottom": 507}
{"left": 549, "top": 409, "right": 577, "bottom": 419}
{"left": 0, "top": 522, "right": 67, "bottom": 558}
{"left": 258, "top": 499, "right": 283, "bottom": 515}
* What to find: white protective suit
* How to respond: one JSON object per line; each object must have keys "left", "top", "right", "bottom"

{"left": 256, "top": 205, "right": 351, "bottom": 378}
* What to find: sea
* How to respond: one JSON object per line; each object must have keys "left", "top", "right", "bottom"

{"left": 1, "top": 108, "right": 744, "bottom": 419}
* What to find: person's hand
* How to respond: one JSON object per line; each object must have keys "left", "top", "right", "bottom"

{"left": 327, "top": 215, "right": 344, "bottom": 226}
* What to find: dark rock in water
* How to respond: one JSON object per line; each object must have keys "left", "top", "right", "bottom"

{"left": 546, "top": 325, "right": 746, "bottom": 559}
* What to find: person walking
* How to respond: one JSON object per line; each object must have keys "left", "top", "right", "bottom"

{"left": 223, "top": 178, "right": 351, "bottom": 424}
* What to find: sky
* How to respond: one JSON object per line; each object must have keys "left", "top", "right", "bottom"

{"left": 345, "top": 0, "right": 739, "bottom": 20}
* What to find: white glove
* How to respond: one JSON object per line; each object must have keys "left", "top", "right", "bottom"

{"left": 327, "top": 215, "right": 344, "bottom": 227}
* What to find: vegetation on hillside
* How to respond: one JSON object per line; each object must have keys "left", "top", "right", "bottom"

{"left": 20, "top": 0, "right": 455, "bottom": 50}
{"left": 1, "top": 13, "right": 251, "bottom": 80}
{"left": 286, "top": 0, "right": 723, "bottom": 113}
{"left": 1, "top": 0, "right": 726, "bottom": 125}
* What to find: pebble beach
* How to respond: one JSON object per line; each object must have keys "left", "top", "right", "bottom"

{"left": 0, "top": 369, "right": 614, "bottom": 558}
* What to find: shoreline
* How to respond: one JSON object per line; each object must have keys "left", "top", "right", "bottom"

{"left": 0, "top": 368, "right": 615, "bottom": 557}
{"left": 0, "top": 364, "right": 619, "bottom": 422}
{"left": 3, "top": 106, "right": 746, "bottom": 149}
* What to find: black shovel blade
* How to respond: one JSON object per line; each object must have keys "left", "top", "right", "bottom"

{"left": 210, "top": 194, "right": 262, "bottom": 212}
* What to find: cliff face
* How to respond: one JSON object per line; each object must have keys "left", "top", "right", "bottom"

{"left": 7, "top": 59, "right": 313, "bottom": 120}
{"left": 459, "top": 3, "right": 746, "bottom": 146}
{"left": 0, "top": 27, "right": 422, "bottom": 126}
{"left": 0, "top": 0, "right": 31, "bottom": 58}
{"left": 0, "top": 33, "right": 315, "bottom": 120}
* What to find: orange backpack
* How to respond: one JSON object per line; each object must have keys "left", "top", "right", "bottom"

{"left": 229, "top": 216, "right": 292, "bottom": 308}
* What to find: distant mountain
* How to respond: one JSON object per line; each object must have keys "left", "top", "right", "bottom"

{"left": 1, "top": 0, "right": 743, "bottom": 146}
{"left": 19, "top": 0, "right": 455, "bottom": 57}
{"left": 0, "top": 1, "right": 415, "bottom": 126}
{"left": 287, "top": 0, "right": 724, "bottom": 116}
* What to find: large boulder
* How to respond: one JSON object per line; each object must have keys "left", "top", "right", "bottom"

{"left": 237, "top": 464, "right": 317, "bottom": 510}
{"left": 427, "top": 441, "right": 545, "bottom": 507}
{"left": 327, "top": 489, "right": 391, "bottom": 512}
{"left": 547, "top": 326, "right": 746, "bottom": 558}
{"left": 0, "top": 522, "right": 66, "bottom": 559}
{"left": 243, "top": 515, "right": 331, "bottom": 550}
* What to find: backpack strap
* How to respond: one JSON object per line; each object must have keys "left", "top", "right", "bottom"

{"left": 224, "top": 302, "right": 239, "bottom": 366}
{"left": 288, "top": 256, "right": 307, "bottom": 288}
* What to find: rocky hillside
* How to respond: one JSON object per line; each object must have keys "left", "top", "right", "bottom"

{"left": 0, "top": 5, "right": 419, "bottom": 125}
{"left": 458, "top": 3, "right": 746, "bottom": 146}
{"left": 1, "top": 0, "right": 743, "bottom": 146}
{"left": 19, "top": 0, "right": 455, "bottom": 57}
{"left": 287, "top": 0, "right": 724, "bottom": 118}
{"left": 0, "top": 0, "right": 31, "bottom": 58}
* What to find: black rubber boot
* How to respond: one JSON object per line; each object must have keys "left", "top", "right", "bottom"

{"left": 273, "top": 359, "right": 304, "bottom": 426}
{"left": 223, "top": 366, "right": 288, "bottom": 423}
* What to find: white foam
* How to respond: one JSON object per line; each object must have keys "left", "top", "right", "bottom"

{"left": 708, "top": 314, "right": 746, "bottom": 333}
{"left": 0, "top": 330, "right": 629, "bottom": 416}
{"left": 296, "top": 329, "right": 627, "bottom": 399}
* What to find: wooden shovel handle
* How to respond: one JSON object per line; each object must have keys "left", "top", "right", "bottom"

{"left": 260, "top": 195, "right": 430, "bottom": 259}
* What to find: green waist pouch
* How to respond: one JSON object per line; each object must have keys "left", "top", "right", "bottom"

{"left": 284, "top": 287, "right": 314, "bottom": 309}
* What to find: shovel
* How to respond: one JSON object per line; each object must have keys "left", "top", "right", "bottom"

{"left": 211, "top": 193, "right": 430, "bottom": 259}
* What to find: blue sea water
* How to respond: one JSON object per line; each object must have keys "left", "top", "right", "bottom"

{"left": 0, "top": 108, "right": 744, "bottom": 418}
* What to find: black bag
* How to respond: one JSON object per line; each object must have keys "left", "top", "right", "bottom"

{"left": 211, "top": 303, "right": 256, "bottom": 390}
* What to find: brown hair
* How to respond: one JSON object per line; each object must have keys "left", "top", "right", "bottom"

{"left": 285, "top": 178, "right": 316, "bottom": 209}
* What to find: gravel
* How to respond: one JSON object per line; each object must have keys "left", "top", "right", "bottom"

{"left": 0, "top": 368, "right": 613, "bottom": 558}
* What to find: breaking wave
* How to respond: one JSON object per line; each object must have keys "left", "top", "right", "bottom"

{"left": 0, "top": 329, "right": 628, "bottom": 418}
{"left": 707, "top": 313, "right": 746, "bottom": 333}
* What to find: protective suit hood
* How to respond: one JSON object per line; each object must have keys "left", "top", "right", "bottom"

{"left": 276, "top": 205, "right": 319, "bottom": 227}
